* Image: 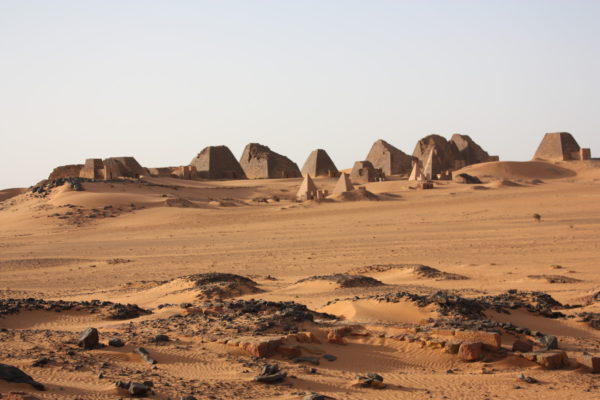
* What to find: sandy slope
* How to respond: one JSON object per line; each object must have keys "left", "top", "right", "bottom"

{"left": 1, "top": 160, "right": 600, "bottom": 399}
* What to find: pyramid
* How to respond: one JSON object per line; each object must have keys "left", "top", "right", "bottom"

{"left": 301, "top": 149, "right": 339, "bottom": 177}
{"left": 333, "top": 173, "right": 354, "bottom": 194}
{"left": 450, "top": 134, "right": 495, "bottom": 165}
{"left": 103, "top": 157, "right": 146, "bottom": 179}
{"left": 422, "top": 148, "right": 437, "bottom": 180}
{"left": 240, "top": 143, "right": 302, "bottom": 179}
{"left": 366, "top": 139, "right": 412, "bottom": 176}
{"left": 296, "top": 174, "right": 318, "bottom": 201}
{"left": 190, "top": 145, "right": 247, "bottom": 179}
{"left": 533, "top": 132, "right": 583, "bottom": 161}
{"left": 412, "top": 134, "right": 462, "bottom": 177}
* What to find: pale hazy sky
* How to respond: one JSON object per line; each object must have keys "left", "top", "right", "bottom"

{"left": 1, "top": 1, "right": 599, "bottom": 188}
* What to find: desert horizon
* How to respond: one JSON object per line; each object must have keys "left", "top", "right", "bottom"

{"left": 2, "top": 1, "right": 600, "bottom": 399}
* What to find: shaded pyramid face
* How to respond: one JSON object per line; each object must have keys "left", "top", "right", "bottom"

{"left": 301, "top": 149, "right": 339, "bottom": 177}
{"left": 366, "top": 139, "right": 412, "bottom": 176}
{"left": 190, "top": 145, "right": 247, "bottom": 180}
{"left": 333, "top": 173, "right": 354, "bottom": 194}
{"left": 412, "top": 134, "right": 461, "bottom": 175}
{"left": 450, "top": 134, "right": 492, "bottom": 165}
{"left": 533, "top": 132, "right": 581, "bottom": 161}
{"left": 240, "top": 143, "right": 302, "bottom": 179}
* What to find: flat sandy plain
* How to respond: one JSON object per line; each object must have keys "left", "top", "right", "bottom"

{"left": 1, "top": 160, "right": 600, "bottom": 399}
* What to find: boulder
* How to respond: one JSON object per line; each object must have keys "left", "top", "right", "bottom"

{"left": 454, "top": 330, "right": 500, "bottom": 350}
{"left": 536, "top": 351, "right": 568, "bottom": 369}
{"left": 578, "top": 354, "right": 600, "bottom": 373}
{"left": 0, "top": 364, "right": 45, "bottom": 390}
{"left": 227, "top": 336, "right": 283, "bottom": 357}
{"left": 78, "top": 327, "right": 99, "bottom": 350}
{"left": 458, "top": 342, "right": 483, "bottom": 362}
{"left": 512, "top": 339, "right": 534, "bottom": 353}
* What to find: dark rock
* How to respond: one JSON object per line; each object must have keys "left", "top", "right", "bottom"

{"left": 78, "top": 327, "right": 99, "bottom": 350}
{"left": 293, "top": 356, "right": 320, "bottom": 366}
{"left": 153, "top": 334, "right": 170, "bottom": 343}
{"left": 512, "top": 340, "right": 533, "bottom": 353}
{"left": 356, "top": 372, "right": 385, "bottom": 389}
{"left": 322, "top": 354, "right": 337, "bottom": 362}
{"left": 540, "top": 335, "right": 558, "bottom": 350}
{"left": 255, "top": 364, "right": 286, "bottom": 383}
{"left": 108, "top": 338, "right": 124, "bottom": 347}
{"left": 0, "top": 363, "right": 45, "bottom": 390}
{"left": 303, "top": 393, "right": 336, "bottom": 400}
{"left": 135, "top": 347, "right": 157, "bottom": 365}
{"left": 129, "top": 382, "right": 150, "bottom": 396}
{"left": 31, "top": 357, "right": 51, "bottom": 367}
{"left": 517, "top": 373, "right": 538, "bottom": 384}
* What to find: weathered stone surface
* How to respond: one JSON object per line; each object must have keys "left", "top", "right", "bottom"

{"left": 458, "top": 342, "right": 483, "bottom": 362}
{"left": 190, "top": 145, "right": 247, "bottom": 179}
{"left": 108, "top": 338, "right": 124, "bottom": 347}
{"left": 355, "top": 372, "right": 385, "bottom": 389}
{"left": 255, "top": 364, "right": 286, "bottom": 383}
{"left": 276, "top": 344, "right": 301, "bottom": 358}
{"left": 239, "top": 143, "right": 301, "bottom": 179}
{"left": 539, "top": 335, "right": 558, "bottom": 350}
{"left": 78, "top": 327, "right": 99, "bottom": 350}
{"left": 365, "top": 139, "right": 412, "bottom": 176}
{"left": 412, "top": 134, "right": 462, "bottom": 177}
{"left": 444, "top": 341, "right": 461, "bottom": 354}
{"left": 536, "top": 351, "right": 568, "bottom": 369}
{"left": 227, "top": 336, "right": 283, "bottom": 357}
{"left": 48, "top": 164, "right": 83, "bottom": 180}
{"left": 350, "top": 161, "right": 382, "bottom": 183}
{"left": 450, "top": 134, "right": 495, "bottom": 165}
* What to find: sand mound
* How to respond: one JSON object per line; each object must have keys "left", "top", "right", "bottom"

{"left": 455, "top": 161, "right": 575, "bottom": 181}
{"left": 0, "top": 188, "right": 26, "bottom": 202}
{"left": 329, "top": 188, "right": 379, "bottom": 201}
{"left": 320, "top": 298, "right": 438, "bottom": 324}
{"left": 349, "top": 264, "right": 468, "bottom": 281}
{"left": 184, "top": 273, "right": 262, "bottom": 299}
{"left": 296, "top": 274, "right": 384, "bottom": 288}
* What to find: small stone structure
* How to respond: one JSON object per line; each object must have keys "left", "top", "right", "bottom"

{"left": 350, "top": 161, "right": 383, "bottom": 183}
{"left": 190, "top": 145, "right": 247, "bottom": 179}
{"left": 240, "top": 143, "right": 302, "bottom": 179}
{"left": 301, "top": 149, "right": 339, "bottom": 177}
{"left": 332, "top": 172, "right": 354, "bottom": 194}
{"left": 296, "top": 174, "right": 327, "bottom": 201}
{"left": 366, "top": 139, "right": 412, "bottom": 176}
{"left": 533, "top": 132, "right": 591, "bottom": 161}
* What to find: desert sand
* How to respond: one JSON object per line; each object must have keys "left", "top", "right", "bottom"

{"left": 2, "top": 159, "right": 600, "bottom": 399}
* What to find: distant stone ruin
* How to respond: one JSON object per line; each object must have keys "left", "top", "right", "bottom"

{"left": 301, "top": 149, "right": 339, "bottom": 177}
{"left": 332, "top": 172, "right": 354, "bottom": 194}
{"left": 350, "top": 161, "right": 383, "bottom": 183}
{"left": 48, "top": 164, "right": 83, "bottom": 180}
{"left": 296, "top": 174, "right": 327, "bottom": 201}
{"left": 190, "top": 145, "right": 247, "bottom": 179}
{"left": 366, "top": 139, "right": 412, "bottom": 176}
{"left": 533, "top": 132, "right": 591, "bottom": 161}
{"left": 79, "top": 157, "right": 146, "bottom": 180}
{"left": 239, "top": 143, "right": 301, "bottom": 179}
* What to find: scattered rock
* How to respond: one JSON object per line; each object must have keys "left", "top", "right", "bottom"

{"left": 536, "top": 351, "right": 568, "bottom": 369}
{"left": 153, "top": 334, "right": 170, "bottom": 343}
{"left": 512, "top": 340, "right": 533, "bottom": 353}
{"left": 303, "top": 393, "right": 336, "bottom": 400}
{"left": 322, "top": 354, "right": 337, "bottom": 362}
{"left": 296, "top": 274, "right": 384, "bottom": 288}
{"left": 355, "top": 372, "right": 385, "bottom": 389}
{"left": 578, "top": 354, "right": 600, "bottom": 373}
{"left": 517, "top": 373, "right": 538, "bottom": 384}
{"left": 227, "top": 336, "right": 283, "bottom": 358}
{"left": 135, "top": 347, "right": 157, "bottom": 365}
{"left": 539, "top": 335, "right": 558, "bottom": 350}
{"left": 454, "top": 173, "right": 482, "bottom": 184}
{"left": 109, "top": 338, "right": 125, "bottom": 347}
{"left": 255, "top": 364, "right": 286, "bottom": 383}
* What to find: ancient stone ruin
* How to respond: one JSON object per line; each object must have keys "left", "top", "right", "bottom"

{"left": 332, "top": 172, "right": 354, "bottom": 194}
{"left": 533, "top": 132, "right": 591, "bottom": 161}
{"left": 301, "top": 149, "right": 339, "bottom": 177}
{"left": 190, "top": 145, "right": 247, "bottom": 179}
{"left": 239, "top": 143, "right": 301, "bottom": 179}
{"left": 79, "top": 157, "right": 146, "bottom": 180}
{"left": 48, "top": 164, "right": 84, "bottom": 180}
{"left": 147, "top": 165, "right": 198, "bottom": 180}
{"left": 412, "top": 134, "right": 495, "bottom": 180}
{"left": 350, "top": 161, "right": 383, "bottom": 183}
{"left": 366, "top": 139, "right": 412, "bottom": 176}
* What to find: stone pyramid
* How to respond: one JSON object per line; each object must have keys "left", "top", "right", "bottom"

{"left": 533, "top": 132, "right": 582, "bottom": 161}
{"left": 240, "top": 143, "right": 302, "bottom": 179}
{"left": 366, "top": 139, "right": 412, "bottom": 176}
{"left": 450, "top": 134, "right": 494, "bottom": 165}
{"left": 408, "top": 160, "right": 424, "bottom": 181}
{"left": 301, "top": 149, "right": 339, "bottom": 177}
{"left": 333, "top": 172, "right": 354, "bottom": 194}
{"left": 190, "top": 145, "right": 247, "bottom": 179}
{"left": 296, "top": 174, "right": 318, "bottom": 201}
{"left": 412, "top": 134, "right": 462, "bottom": 177}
